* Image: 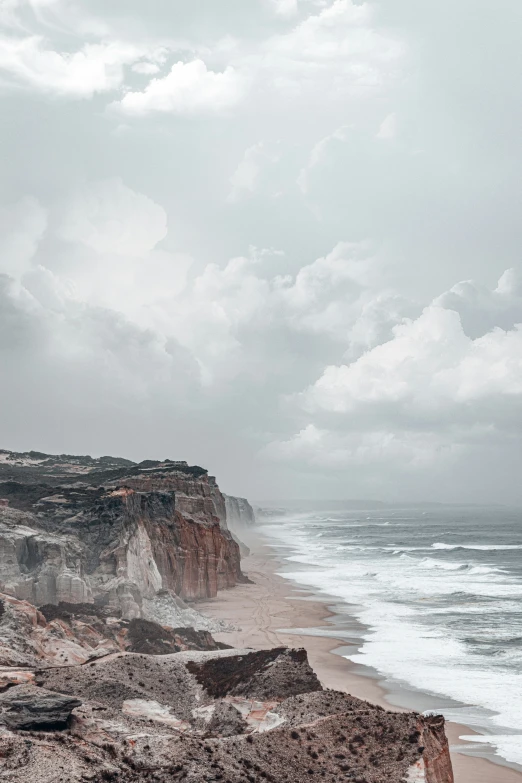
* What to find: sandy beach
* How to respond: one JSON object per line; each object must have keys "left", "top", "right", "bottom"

{"left": 199, "top": 542, "right": 522, "bottom": 783}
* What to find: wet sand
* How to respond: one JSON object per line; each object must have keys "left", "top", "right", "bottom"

{"left": 199, "top": 544, "right": 522, "bottom": 783}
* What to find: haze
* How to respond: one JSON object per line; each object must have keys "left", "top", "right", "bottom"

{"left": 1, "top": 0, "right": 521, "bottom": 504}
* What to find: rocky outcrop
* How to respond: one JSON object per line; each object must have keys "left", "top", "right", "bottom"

{"left": 0, "top": 645, "right": 455, "bottom": 782}
{"left": 185, "top": 647, "right": 321, "bottom": 699}
{"left": 0, "top": 591, "right": 229, "bottom": 668}
{"left": 416, "top": 714, "right": 455, "bottom": 783}
{"left": 0, "top": 452, "right": 246, "bottom": 623}
{"left": 224, "top": 494, "right": 256, "bottom": 530}
{"left": 0, "top": 684, "right": 81, "bottom": 730}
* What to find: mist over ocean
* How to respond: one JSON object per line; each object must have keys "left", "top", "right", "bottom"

{"left": 259, "top": 504, "right": 522, "bottom": 768}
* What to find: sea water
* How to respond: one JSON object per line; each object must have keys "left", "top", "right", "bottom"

{"left": 259, "top": 504, "right": 522, "bottom": 767}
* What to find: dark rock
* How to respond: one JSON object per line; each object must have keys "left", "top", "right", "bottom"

{"left": 126, "top": 617, "right": 231, "bottom": 654}
{"left": 0, "top": 684, "right": 81, "bottom": 730}
{"left": 185, "top": 647, "right": 322, "bottom": 699}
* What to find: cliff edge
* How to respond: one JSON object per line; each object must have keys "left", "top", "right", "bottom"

{"left": 0, "top": 450, "right": 246, "bottom": 625}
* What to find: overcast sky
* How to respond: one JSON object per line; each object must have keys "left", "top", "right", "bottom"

{"left": 1, "top": 0, "right": 522, "bottom": 503}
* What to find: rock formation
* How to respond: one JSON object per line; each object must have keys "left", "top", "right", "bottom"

{"left": 224, "top": 494, "right": 256, "bottom": 531}
{"left": 0, "top": 637, "right": 453, "bottom": 783}
{"left": 0, "top": 684, "right": 81, "bottom": 730}
{"left": 0, "top": 591, "right": 230, "bottom": 669}
{"left": 0, "top": 449, "right": 454, "bottom": 783}
{"left": 0, "top": 451, "right": 246, "bottom": 625}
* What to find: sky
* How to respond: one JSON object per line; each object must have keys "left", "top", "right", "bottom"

{"left": 1, "top": 0, "right": 522, "bottom": 503}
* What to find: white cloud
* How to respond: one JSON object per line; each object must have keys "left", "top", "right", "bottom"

{"left": 56, "top": 177, "right": 167, "bottom": 256}
{"left": 131, "top": 61, "right": 161, "bottom": 75}
{"left": 302, "top": 303, "right": 522, "bottom": 414}
{"left": 228, "top": 142, "right": 266, "bottom": 201}
{"left": 264, "top": 424, "right": 464, "bottom": 469}
{"left": 0, "top": 181, "right": 190, "bottom": 335}
{"left": 268, "top": 0, "right": 299, "bottom": 17}
{"left": 376, "top": 112, "right": 398, "bottom": 140}
{"left": 0, "top": 197, "right": 47, "bottom": 278}
{"left": 434, "top": 269, "right": 522, "bottom": 338}
{"left": 257, "top": 270, "right": 522, "bottom": 483}
{"left": 0, "top": 35, "right": 141, "bottom": 96}
{"left": 228, "top": 142, "right": 280, "bottom": 202}
{"left": 114, "top": 59, "right": 245, "bottom": 116}
{"left": 297, "top": 126, "right": 351, "bottom": 193}
{"left": 263, "top": 0, "right": 404, "bottom": 94}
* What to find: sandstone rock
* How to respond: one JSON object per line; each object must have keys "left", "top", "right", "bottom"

{"left": 0, "top": 669, "right": 35, "bottom": 689}
{"left": 418, "top": 714, "right": 455, "bottom": 783}
{"left": 0, "top": 684, "right": 81, "bottom": 730}
{"left": 0, "top": 453, "right": 246, "bottom": 622}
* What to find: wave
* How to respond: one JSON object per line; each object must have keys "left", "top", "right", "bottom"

{"left": 432, "top": 543, "right": 522, "bottom": 551}
{"left": 420, "top": 557, "right": 468, "bottom": 571}
{"left": 264, "top": 510, "right": 522, "bottom": 766}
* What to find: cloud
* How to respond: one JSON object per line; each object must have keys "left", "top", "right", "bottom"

{"left": 297, "top": 126, "right": 351, "bottom": 194}
{"left": 434, "top": 268, "right": 522, "bottom": 338}
{"left": 0, "top": 188, "right": 202, "bottom": 456}
{"left": 1, "top": 177, "right": 522, "bottom": 501}
{"left": 0, "top": 35, "right": 141, "bottom": 96}
{"left": 56, "top": 177, "right": 167, "bottom": 256}
{"left": 228, "top": 142, "right": 281, "bottom": 202}
{"left": 0, "top": 197, "right": 47, "bottom": 277}
{"left": 267, "top": 0, "right": 299, "bottom": 17}
{"left": 1, "top": 180, "right": 190, "bottom": 337}
{"left": 131, "top": 61, "right": 161, "bottom": 75}
{"left": 261, "top": 272, "right": 522, "bottom": 486}
{"left": 264, "top": 424, "right": 465, "bottom": 470}
{"left": 263, "top": 0, "right": 404, "bottom": 94}
{"left": 302, "top": 302, "right": 522, "bottom": 414}
{"left": 376, "top": 112, "right": 398, "bottom": 140}
{"left": 114, "top": 59, "right": 245, "bottom": 116}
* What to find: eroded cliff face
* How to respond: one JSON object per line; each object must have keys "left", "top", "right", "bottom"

{"left": 224, "top": 494, "right": 256, "bottom": 530}
{"left": 0, "top": 453, "right": 245, "bottom": 622}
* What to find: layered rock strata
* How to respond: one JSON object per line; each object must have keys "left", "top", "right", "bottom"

{"left": 0, "top": 452, "right": 246, "bottom": 623}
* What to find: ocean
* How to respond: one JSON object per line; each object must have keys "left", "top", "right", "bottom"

{"left": 258, "top": 504, "right": 522, "bottom": 768}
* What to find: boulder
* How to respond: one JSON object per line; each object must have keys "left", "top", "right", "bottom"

{"left": 0, "top": 684, "right": 81, "bottom": 730}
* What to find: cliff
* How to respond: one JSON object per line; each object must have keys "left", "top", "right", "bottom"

{"left": 0, "top": 451, "right": 246, "bottom": 624}
{"left": 0, "top": 449, "right": 454, "bottom": 783}
{"left": 224, "top": 494, "right": 256, "bottom": 530}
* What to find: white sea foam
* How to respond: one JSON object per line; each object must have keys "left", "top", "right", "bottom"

{"left": 433, "top": 542, "right": 522, "bottom": 551}
{"left": 263, "top": 512, "right": 522, "bottom": 767}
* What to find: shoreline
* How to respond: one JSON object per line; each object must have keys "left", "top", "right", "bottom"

{"left": 199, "top": 539, "right": 522, "bottom": 783}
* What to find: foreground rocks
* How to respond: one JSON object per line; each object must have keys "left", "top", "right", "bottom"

{"left": 0, "top": 644, "right": 454, "bottom": 783}
{"left": 0, "top": 585, "right": 454, "bottom": 782}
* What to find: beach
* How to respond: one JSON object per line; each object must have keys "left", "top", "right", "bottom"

{"left": 199, "top": 541, "right": 522, "bottom": 783}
